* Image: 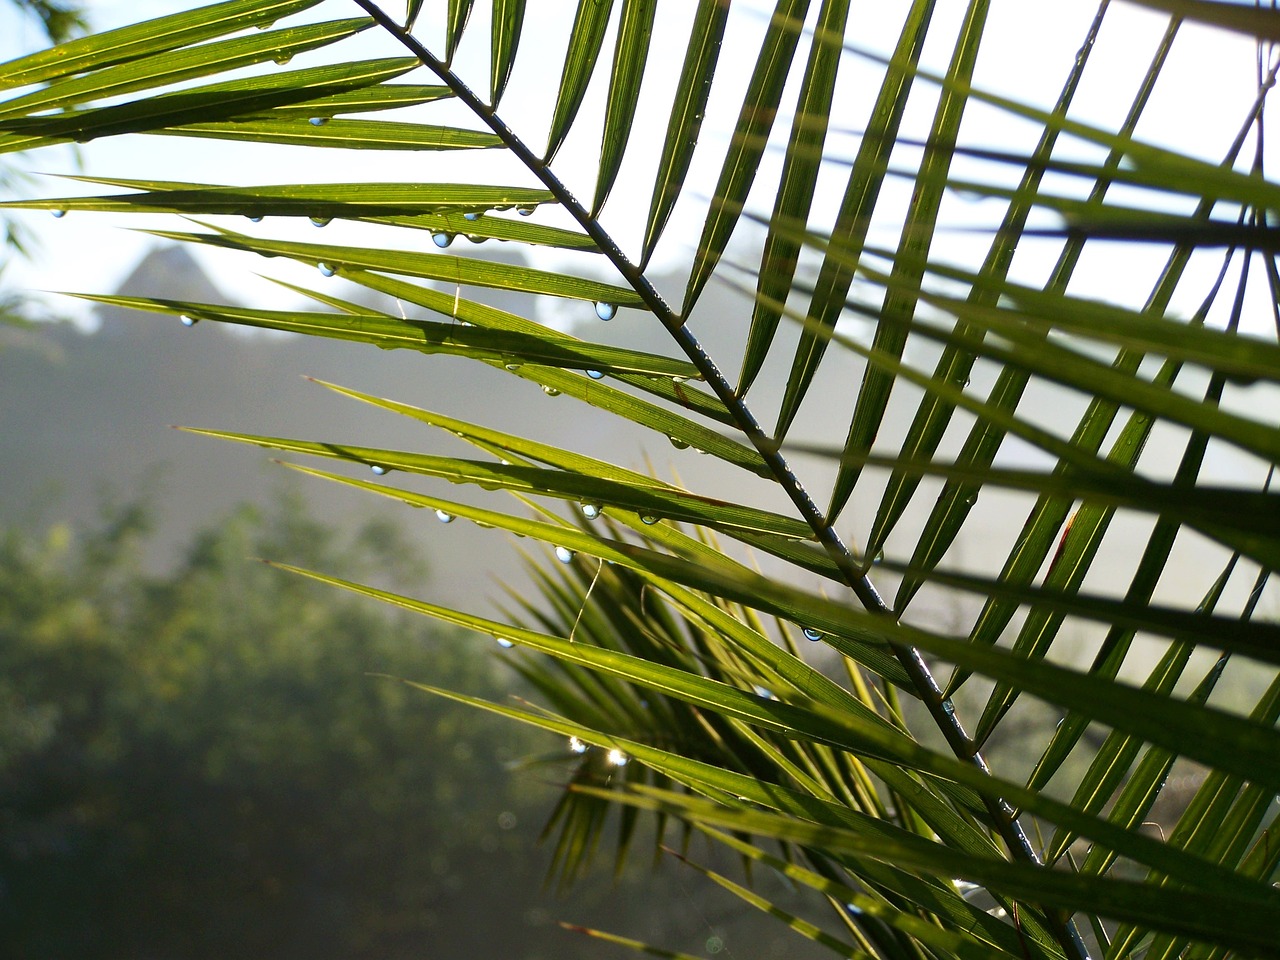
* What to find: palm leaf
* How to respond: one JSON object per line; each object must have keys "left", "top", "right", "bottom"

{"left": 7, "top": 3, "right": 1280, "bottom": 959}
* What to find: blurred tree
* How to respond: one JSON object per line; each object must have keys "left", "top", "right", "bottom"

{"left": 0, "top": 0, "right": 85, "bottom": 331}
{"left": 0, "top": 492, "right": 556, "bottom": 959}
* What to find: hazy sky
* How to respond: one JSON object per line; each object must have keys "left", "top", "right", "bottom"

{"left": 0, "top": 1, "right": 1271, "bottom": 333}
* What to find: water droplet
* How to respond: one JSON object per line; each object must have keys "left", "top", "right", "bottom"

{"left": 580, "top": 503, "right": 602, "bottom": 519}
{"left": 941, "top": 699, "right": 957, "bottom": 719}
{"left": 503, "top": 362, "right": 521, "bottom": 372}
{"left": 554, "top": 546, "right": 574, "bottom": 564}
{"left": 309, "top": 216, "right": 331, "bottom": 228}
{"left": 179, "top": 315, "right": 198, "bottom": 327}
{"left": 586, "top": 369, "right": 604, "bottom": 380}
{"left": 753, "top": 685, "right": 776, "bottom": 700}
{"left": 466, "top": 234, "right": 486, "bottom": 244}
{"left": 568, "top": 736, "right": 588, "bottom": 754}
{"left": 845, "top": 903, "right": 863, "bottom": 917}
{"left": 802, "top": 627, "right": 823, "bottom": 642}
{"left": 463, "top": 211, "right": 482, "bottom": 221}
{"left": 435, "top": 509, "right": 454, "bottom": 524}
{"left": 594, "top": 301, "right": 617, "bottom": 321}
{"left": 668, "top": 435, "right": 689, "bottom": 450}
{"left": 246, "top": 214, "right": 264, "bottom": 222}
{"left": 542, "top": 386, "right": 561, "bottom": 397}
{"left": 318, "top": 262, "right": 337, "bottom": 277}
{"left": 51, "top": 209, "right": 66, "bottom": 219}
{"left": 516, "top": 206, "right": 535, "bottom": 217}
{"left": 273, "top": 51, "right": 293, "bottom": 64}
{"left": 640, "top": 515, "right": 658, "bottom": 525}
{"left": 370, "top": 464, "right": 388, "bottom": 475}
{"left": 432, "top": 231, "right": 454, "bottom": 248}
{"left": 606, "top": 748, "right": 628, "bottom": 767}
{"left": 495, "top": 637, "right": 515, "bottom": 648}
{"left": 308, "top": 116, "right": 330, "bottom": 127}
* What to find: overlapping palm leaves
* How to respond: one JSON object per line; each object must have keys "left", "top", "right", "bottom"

{"left": 3, "top": 1, "right": 1279, "bottom": 957}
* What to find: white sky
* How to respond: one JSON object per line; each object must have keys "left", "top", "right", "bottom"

{"left": 0, "top": 1, "right": 1273, "bottom": 334}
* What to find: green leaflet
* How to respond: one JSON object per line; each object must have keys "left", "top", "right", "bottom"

{"left": 739, "top": 0, "right": 851, "bottom": 397}
{"left": 819, "top": 0, "right": 988, "bottom": 512}
{"left": 0, "top": 55, "right": 419, "bottom": 154}
{"left": 180, "top": 429, "right": 807, "bottom": 540}
{"left": 544, "top": 0, "right": 616, "bottom": 164}
{"left": 490, "top": 0, "right": 526, "bottom": 107}
{"left": 0, "top": 18, "right": 375, "bottom": 121}
{"left": 142, "top": 227, "right": 641, "bottom": 308}
{"left": 592, "top": 0, "right": 658, "bottom": 215}
{"left": 0, "top": 0, "right": 324, "bottom": 91}
{"left": 683, "top": 0, "right": 812, "bottom": 312}
{"left": 641, "top": 0, "right": 729, "bottom": 268}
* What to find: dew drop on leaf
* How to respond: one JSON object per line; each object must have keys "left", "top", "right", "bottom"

{"left": 668, "top": 435, "right": 689, "bottom": 450}
{"left": 516, "top": 206, "right": 535, "bottom": 217}
{"left": 51, "top": 209, "right": 66, "bottom": 218}
{"left": 606, "top": 748, "right": 628, "bottom": 767}
{"left": 568, "top": 736, "right": 587, "bottom": 754}
{"left": 802, "top": 627, "right": 823, "bottom": 642}
{"left": 432, "top": 232, "right": 454, "bottom": 248}
{"left": 370, "top": 465, "right": 388, "bottom": 475}
{"left": 435, "top": 509, "right": 454, "bottom": 524}
{"left": 554, "top": 546, "right": 574, "bottom": 564}
{"left": 309, "top": 216, "right": 331, "bottom": 228}
{"left": 580, "top": 503, "right": 602, "bottom": 519}
{"left": 542, "top": 386, "right": 561, "bottom": 397}
{"left": 586, "top": 369, "right": 604, "bottom": 380}
{"left": 318, "top": 262, "right": 337, "bottom": 277}
{"left": 594, "top": 301, "right": 617, "bottom": 321}
{"left": 308, "top": 116, "right": 329, "bottom": 126}
{"left": 640, "top": 515, "right": 658, "bottom": 525}
{"left": 495, "top": 637, "right": 515, "bottom": 648}
{"left": 180, "top": 315, "right": 198, "bottom": 327}
{"left": 463, "top": 211, "right": 482, "bottom": 221}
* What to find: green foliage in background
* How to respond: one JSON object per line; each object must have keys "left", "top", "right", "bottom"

{"left": 2, "top": 2, "right": 1280, "bottom": 959}
{"left": 0, "top": 494, "right": 548, "bottom": 959}
{"left": 0, "top": 0, "right": 84, "bottom": 328}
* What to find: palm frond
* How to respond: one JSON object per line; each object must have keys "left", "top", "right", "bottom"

{"left": 4, "top": 2, "right": 1279, "bottom": 958}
